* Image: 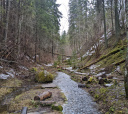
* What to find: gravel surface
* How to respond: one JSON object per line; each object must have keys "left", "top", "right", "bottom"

{"left": 54, "top": 72, "right": 101, "bottom": 114}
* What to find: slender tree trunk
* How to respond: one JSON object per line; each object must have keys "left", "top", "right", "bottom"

{"left": 111, "top": 0, "right": 114, "bottom": 34}
{"left": 125, "top": 0, "right": 128, "bottom": 99}
{"left": 103, "top": 0, "right": 108, "bottom": 48}
{"left": 18, "top": 15, "right": 23, "bottom": 57}
{"left": 115, "top": 0, "right": 120, "bottom": 43}
{"left": 4, "top": 0, "right": 11, "bottom": 45}
{"left": 35, "top": 24, "right": 38, "bottom": 62}
{"left": 52, "top": 40, "right": 54, "bottom": 58}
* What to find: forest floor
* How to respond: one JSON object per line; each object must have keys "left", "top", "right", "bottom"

{"left": 0, "top": 63, "right": 66, "bottom": 114}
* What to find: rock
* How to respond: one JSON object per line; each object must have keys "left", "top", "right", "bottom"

{"left": 99, "top": 79, "right": 104, "bottom": 85}
{"left": 82, "top": 77, "right": 88, "bottom": 81}
{"left": 35, "top": 71, "right": 53, "bottom": 83}
{"left": 41, "top": 83, "right": 57, "bottom": 89}
{"left": 78, "top": 83, "right": 86, "bottom": 88}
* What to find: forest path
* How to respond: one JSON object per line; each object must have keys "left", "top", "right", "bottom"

{"left": 54, "top": 72, "right": 101, "bottom": 114}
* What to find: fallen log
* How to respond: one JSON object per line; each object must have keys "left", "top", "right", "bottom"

{"left": 34, "top": 91, "right": 52, "bottom": 101}
{"left": 80, "top": 46, "right": 126, "bottom": 70}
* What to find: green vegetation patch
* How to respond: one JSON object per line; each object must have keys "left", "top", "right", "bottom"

{"left": 52, "top": 104, "right": 63, "bottom": 111}
{"left": 30, "top": 67, "right": 38, "bottom": 73}
{"left": 91, "top": 84, "right": 128, "bottom": 113}
{"left": 35, "top": 70, "right": 54, "bottom": 83}
{"left": 0, "top": 78, "right": 22, "bottom": 99}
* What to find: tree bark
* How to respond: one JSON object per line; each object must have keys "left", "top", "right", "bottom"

{"left": 4, "top": 0, "right": 11, "bottom": 45}
{"left": 103, "top": 0, "right": 108, "bottom": 48}
{"left": 115, "top": 0, "right": 120, "bottom": 43}
{"left": 125, "top": 0, "right": 128, "bottom": 98}
{"left": 110, "top": 0, "right": 114, "bottom": 34}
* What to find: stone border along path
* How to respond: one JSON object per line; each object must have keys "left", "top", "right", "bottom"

{"left": 54, "top": 72, "right": 101, "bottom": 114}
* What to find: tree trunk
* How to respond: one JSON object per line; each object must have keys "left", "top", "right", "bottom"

{"left": 103, "top": 0, "right": 108, "bottom": 48}
{"left": 35, "top": 25, "right": 38, "bottom": 62}
{"left": 4, "top": 0, "right": 11, "bottom": 45}
{"left": 125, "top": 0, "right": 128, "bottom": 98}
{"left": 111, "top": 0, "right": 114, "bottom": 34}
{"left": 52, "top": 40, "right": 54, "bottom": 58}
{"left": 18, "top": 15, "right": 23, "bottom": 58}
{"left": 115, "top": 0, "right": 120, "bottom": 44}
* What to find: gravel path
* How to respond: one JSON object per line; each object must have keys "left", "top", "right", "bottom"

{"left": 54, "top": 72, "right": 101, "bottom": 114}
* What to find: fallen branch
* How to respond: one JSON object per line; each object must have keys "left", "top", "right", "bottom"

{"left": 114, "top": 59, "right": 125, "bottom": 66}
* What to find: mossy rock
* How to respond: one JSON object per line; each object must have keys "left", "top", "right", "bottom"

{"left": 45, "top": 73, "right": 54, "bottom": 83}
{"left": 35, "top": 71, "right": 54, "bottom": 83}
{"left": 35, "top": 71, "right": 45, "bottom": 83}
{"left": 52, "top": 104, "right": 63, "bottom": 111}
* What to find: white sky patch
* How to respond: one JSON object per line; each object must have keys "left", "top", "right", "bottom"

{"left": 56, "top": 0, "right": 69, "bottom": 35}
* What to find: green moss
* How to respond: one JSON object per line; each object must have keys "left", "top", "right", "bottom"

{"left": 97, "top": 46, "right": 126, "bottom": 69}
{"left": 87, "top": 76, "right": 97, "bottom": 84}
{"left": 100, "top": 88, "right": 108, "bottom": 94}
{"left": 109, "top": 106, "right": 115, "bottom": 112}
{"left": 94, "top": 94, "right": 99, "bottom": 99}
{"left": 99, "top": 46, "right": 125, "bottom": 60}
{"left": 35, "top": 71, "right": 45, "bottom": 83}
{"left": 45, "top": 73, "right": 54, "bottom": 83}
{"left": 52, "top": 105, "right": 63, "bottom": 111}
{"left": 31, "top": 67, "right": 38, "bottom": 73}
{"left": 35, "top": 71, "right": 54, "bottom": 83}
{"left": 88, "top": 77, "right": 93, "bottom": 82}
{"left": 0, "top": 79, "right": 22, "bottom": 99}
{"left": 81, "top": 45, "right": 126, "bottom": 70}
